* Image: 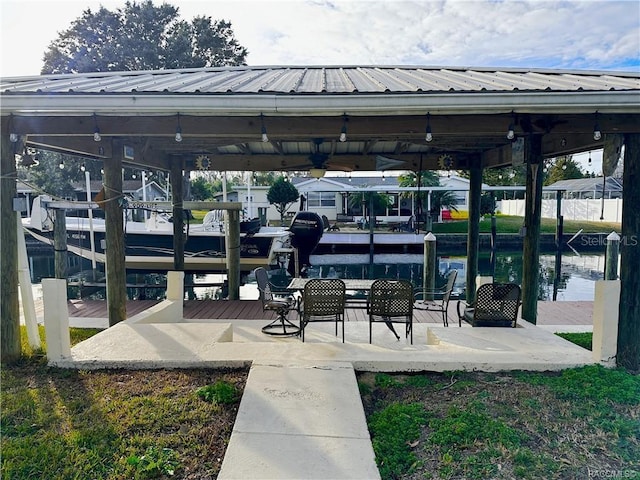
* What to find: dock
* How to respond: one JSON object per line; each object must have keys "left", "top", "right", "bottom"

{"left": 25, "top": 297, "right": 593, "bottom": 329}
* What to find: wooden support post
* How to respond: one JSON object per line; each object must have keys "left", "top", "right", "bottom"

{"left": 226, "top": 208, "right": 241, "bottom": 300}
{"left": 53, "top": 209, "right": 67, "bottom": 279}
{"left": 1, "top": 133, "right": 20, "bottom": 362}
{"left": 423, "top": 233, "right": 436, "bottom": 300}
{"left": 170, "top": 160, "right": 185, "bottom": 271}
{"left": 605, "top": 232, "right": 620, "bottom": 280}
{"left": 466, "top": 160, "right": 482, "bottom": 303}
{"left": 555, "top": 190, "right": 564, "bottom": 249}
{"left": 617, "top": 133, "right": 640, "bottom": 372}
{"left": 104, "top": 139, "right": 127, "bottom": 326}
{"left": 369, "top": 194, "right": 375, "bottom": 266}
{"left": 521, "top": 135, "right": 544, "bottom": 324}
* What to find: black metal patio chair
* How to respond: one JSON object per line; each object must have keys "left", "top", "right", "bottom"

{"left": 414, "top": 269, "right": 458, "bottom": 326}
{"left": 367, "top": 279, "right": 414, "bottom": 344}
{"left": 299, "top": 278, "right": 346, "bottom": 342}
{"left": 457, "top": 283, "right": 521, "bottom": 327}
{"left": 254, "top": 267, "right": 300, "bottom": 336}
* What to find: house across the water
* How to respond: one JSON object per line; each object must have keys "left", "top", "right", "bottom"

{"left": 219, "top": 173, "right": 480, "bottom": 225}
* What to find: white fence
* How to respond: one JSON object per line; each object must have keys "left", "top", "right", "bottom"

{"left": 498, "top": 198, "right": 623, "bottom": 223}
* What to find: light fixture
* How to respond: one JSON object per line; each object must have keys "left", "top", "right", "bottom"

{"left": 93, "top": 113, "right": 101, "bottom": 142}
{"left": 175, "top": 113, "right": 183, "bottom": 142}
{"left": 59, "top": 160, "right": 65, "bottom": 170}
{"left": 260, "top": 114, "right": 269, "bottom": 142}
{"left": 425, "top": 112, "right": 433, "bottom": 142}
{"left": 588, "top": 151, "right": 592, "bottom": 164}
{"left": 21, "top": 147, "right": 37, "bottom": 167}
{"left": 9, "top": 114, "right": 18, "bottom": 142}
{"left": 506, "top": 112, "right": 515, "bottom": 140}
{"left": 80, "top": 163, "right": 86, "bottom": 172}
{"left": 348, "top": 172, "right": 352, "bottom": 182}
{"left": 309, "top": 168, "right": 326, "bottom": 179}
{"left": 593, "top": 112, "right": 602, "bottom": 141}
{"left": 339, "top": 114, "right": 347, "bottom": 142}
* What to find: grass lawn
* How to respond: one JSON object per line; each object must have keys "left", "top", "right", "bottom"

{"left": 430, "top": 215, "right": 621, "bottom": 235}
{"left": 191, "top": 211, "right": 620, "bottom": 235}
{"left": 2, "top": 327, "right": 247, "bottom": 480}
{"left": 360, "top": 366, "right": 639, "bottom": 480}
{"left": 4, "top": 328, "right": 637, "bottom": 480}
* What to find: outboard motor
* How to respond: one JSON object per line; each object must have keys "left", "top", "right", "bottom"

{"left": 287, "top": 211, "right": 324, "bottom": 276}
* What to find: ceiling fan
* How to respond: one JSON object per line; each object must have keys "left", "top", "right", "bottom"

{"left": 281, "top": 138, "right": 332, "bottom": 178}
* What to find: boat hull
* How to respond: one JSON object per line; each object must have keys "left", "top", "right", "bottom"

{"left": 24, "top": 220, "right": 290, "bottom": 273}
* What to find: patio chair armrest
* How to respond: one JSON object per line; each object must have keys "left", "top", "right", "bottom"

{"left": 414, "top": 288, "right": 446, "bottom": 300}
{"left": 456, "top": 299, "right": 475, "bottom": 327}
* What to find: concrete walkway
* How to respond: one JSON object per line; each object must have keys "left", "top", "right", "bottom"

{"left": 218, "top": 361, "right": 380, "bottom": 480}
{"left": 38, "top": 306, "right": 596, "bottom": 480}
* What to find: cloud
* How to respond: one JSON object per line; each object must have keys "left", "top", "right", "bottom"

{"left": 1, "top": 0, "right": 638, "bottom": 77}
{"left": 232, "top": 0, "right": 639, "bottom": 69}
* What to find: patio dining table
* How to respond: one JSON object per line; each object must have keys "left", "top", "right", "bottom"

{"left": 287, "top": 278, "right": 376, "bottom": 292}
{"left": 287, "top": 277, "right": 410, "bottom": 339}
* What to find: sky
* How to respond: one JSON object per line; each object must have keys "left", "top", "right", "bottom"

{"left": 1, "top": 0, "right": 638, "bottom": 174}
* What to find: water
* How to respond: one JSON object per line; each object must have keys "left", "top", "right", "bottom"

{"left": 306, "top": 251, "right": 606, "bottom": 301}
{"left": 26, "top": 249, "right": 608, "bottom": 301}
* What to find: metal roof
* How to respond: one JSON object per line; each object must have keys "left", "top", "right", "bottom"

{"left": 2, "top": 66, "right": 639, "bottom": 174}
{"left": 545, "top": 176, "right": 623, "bottom": 192}
{"left": 2, "top": 66, "right": 639, "bottom": 95}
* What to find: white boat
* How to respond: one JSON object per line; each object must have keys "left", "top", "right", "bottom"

{"left": 316, "top": 231, "right": 428, "bottom": 254}
{"left": 23, "top": 195, "right": 293, "bottom": 273}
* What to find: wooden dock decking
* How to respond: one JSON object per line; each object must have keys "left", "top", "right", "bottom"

{"left": 33, "top": 298, "right": 593, "bottom": 326}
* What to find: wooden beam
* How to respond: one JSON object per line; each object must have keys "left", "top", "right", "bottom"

{"left": 481, "top": 144, "right": 512, "bottom": 169}
{"left": 10, "top": 113, "right": 639, "bottom": 138}
{"left": 521, "top": 135, "right": 544, "bottom": 324}
{"left": 170, "top": 159, "right": 185, "bottom": 272}
{"left": 466, "top": 159, "right": 482, "bottom": 304}
{"left": 1, "top": 133, "right": 20, "bottom": 362}
{"left": 226, "top": 209, "right": 241, "bottom": 300}
{"left": 617, "top": 133, "right": 640, "bottom": 371}
{"left": 26, "top": 135, "right": 111, "bottom": 159}
{"left": 53, "top": 210, "right": 67, "bottom": 279}
{"left": 104, "top": 139, "right": 127, "bottom": 326}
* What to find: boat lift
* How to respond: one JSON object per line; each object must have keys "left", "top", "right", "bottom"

{"left": 30, "top": 198, "right": 251, "bottom": 299}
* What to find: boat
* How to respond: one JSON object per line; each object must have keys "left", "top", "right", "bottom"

{"left": 23, "top": 195, "right": 294, "bottom": 273}
{"left": 315, "top": 230, "right": 428, "bottom": 255}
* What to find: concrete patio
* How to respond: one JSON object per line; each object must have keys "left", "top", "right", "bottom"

{"left": 25, "top": 274, "right": 602, "bottom": 480}
{"left": 46, "top": 317, "right": 595, "bottom": 480}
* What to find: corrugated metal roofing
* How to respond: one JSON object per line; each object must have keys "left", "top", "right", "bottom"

{"left": 545, "top": 177, "right": 623, "bottom": 192}
{"left": 2, "top": 66, "right": 639, "bottom": 95}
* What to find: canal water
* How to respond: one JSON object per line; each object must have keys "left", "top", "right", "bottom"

{"left": 26, "top": 248, "right": 608, "bottom": 302}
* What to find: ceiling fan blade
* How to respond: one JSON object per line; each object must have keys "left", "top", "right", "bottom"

{"left": 375, "top": 155, "right": 407, "bottom": 171}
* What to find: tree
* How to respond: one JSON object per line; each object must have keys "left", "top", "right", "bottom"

{"left": 267, "top": 177, "right": 299, "bottom": 222}
{"left": 26, "top": 151, "right": 88, "bottom": 199}
{"left": 190, "top": 177, "right": 214, "bottom": 201}
{"left": 41, "top": 1, "right": 247, "bottom": 74}
{"left": 348, "top": 191, "right": 391, "bottom": 222}
{"left": 397, "top": 171, "right": 458, "bottom": 220}
{"left": 544, "top": 155, "right": 585, "bottom": 185}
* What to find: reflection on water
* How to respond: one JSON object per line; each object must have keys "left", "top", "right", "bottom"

{"left": 27, "top": 249, "right": 609, "bottom": 302}
{"left": 308, "top": 251, "right": 608, "bottom": 302}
